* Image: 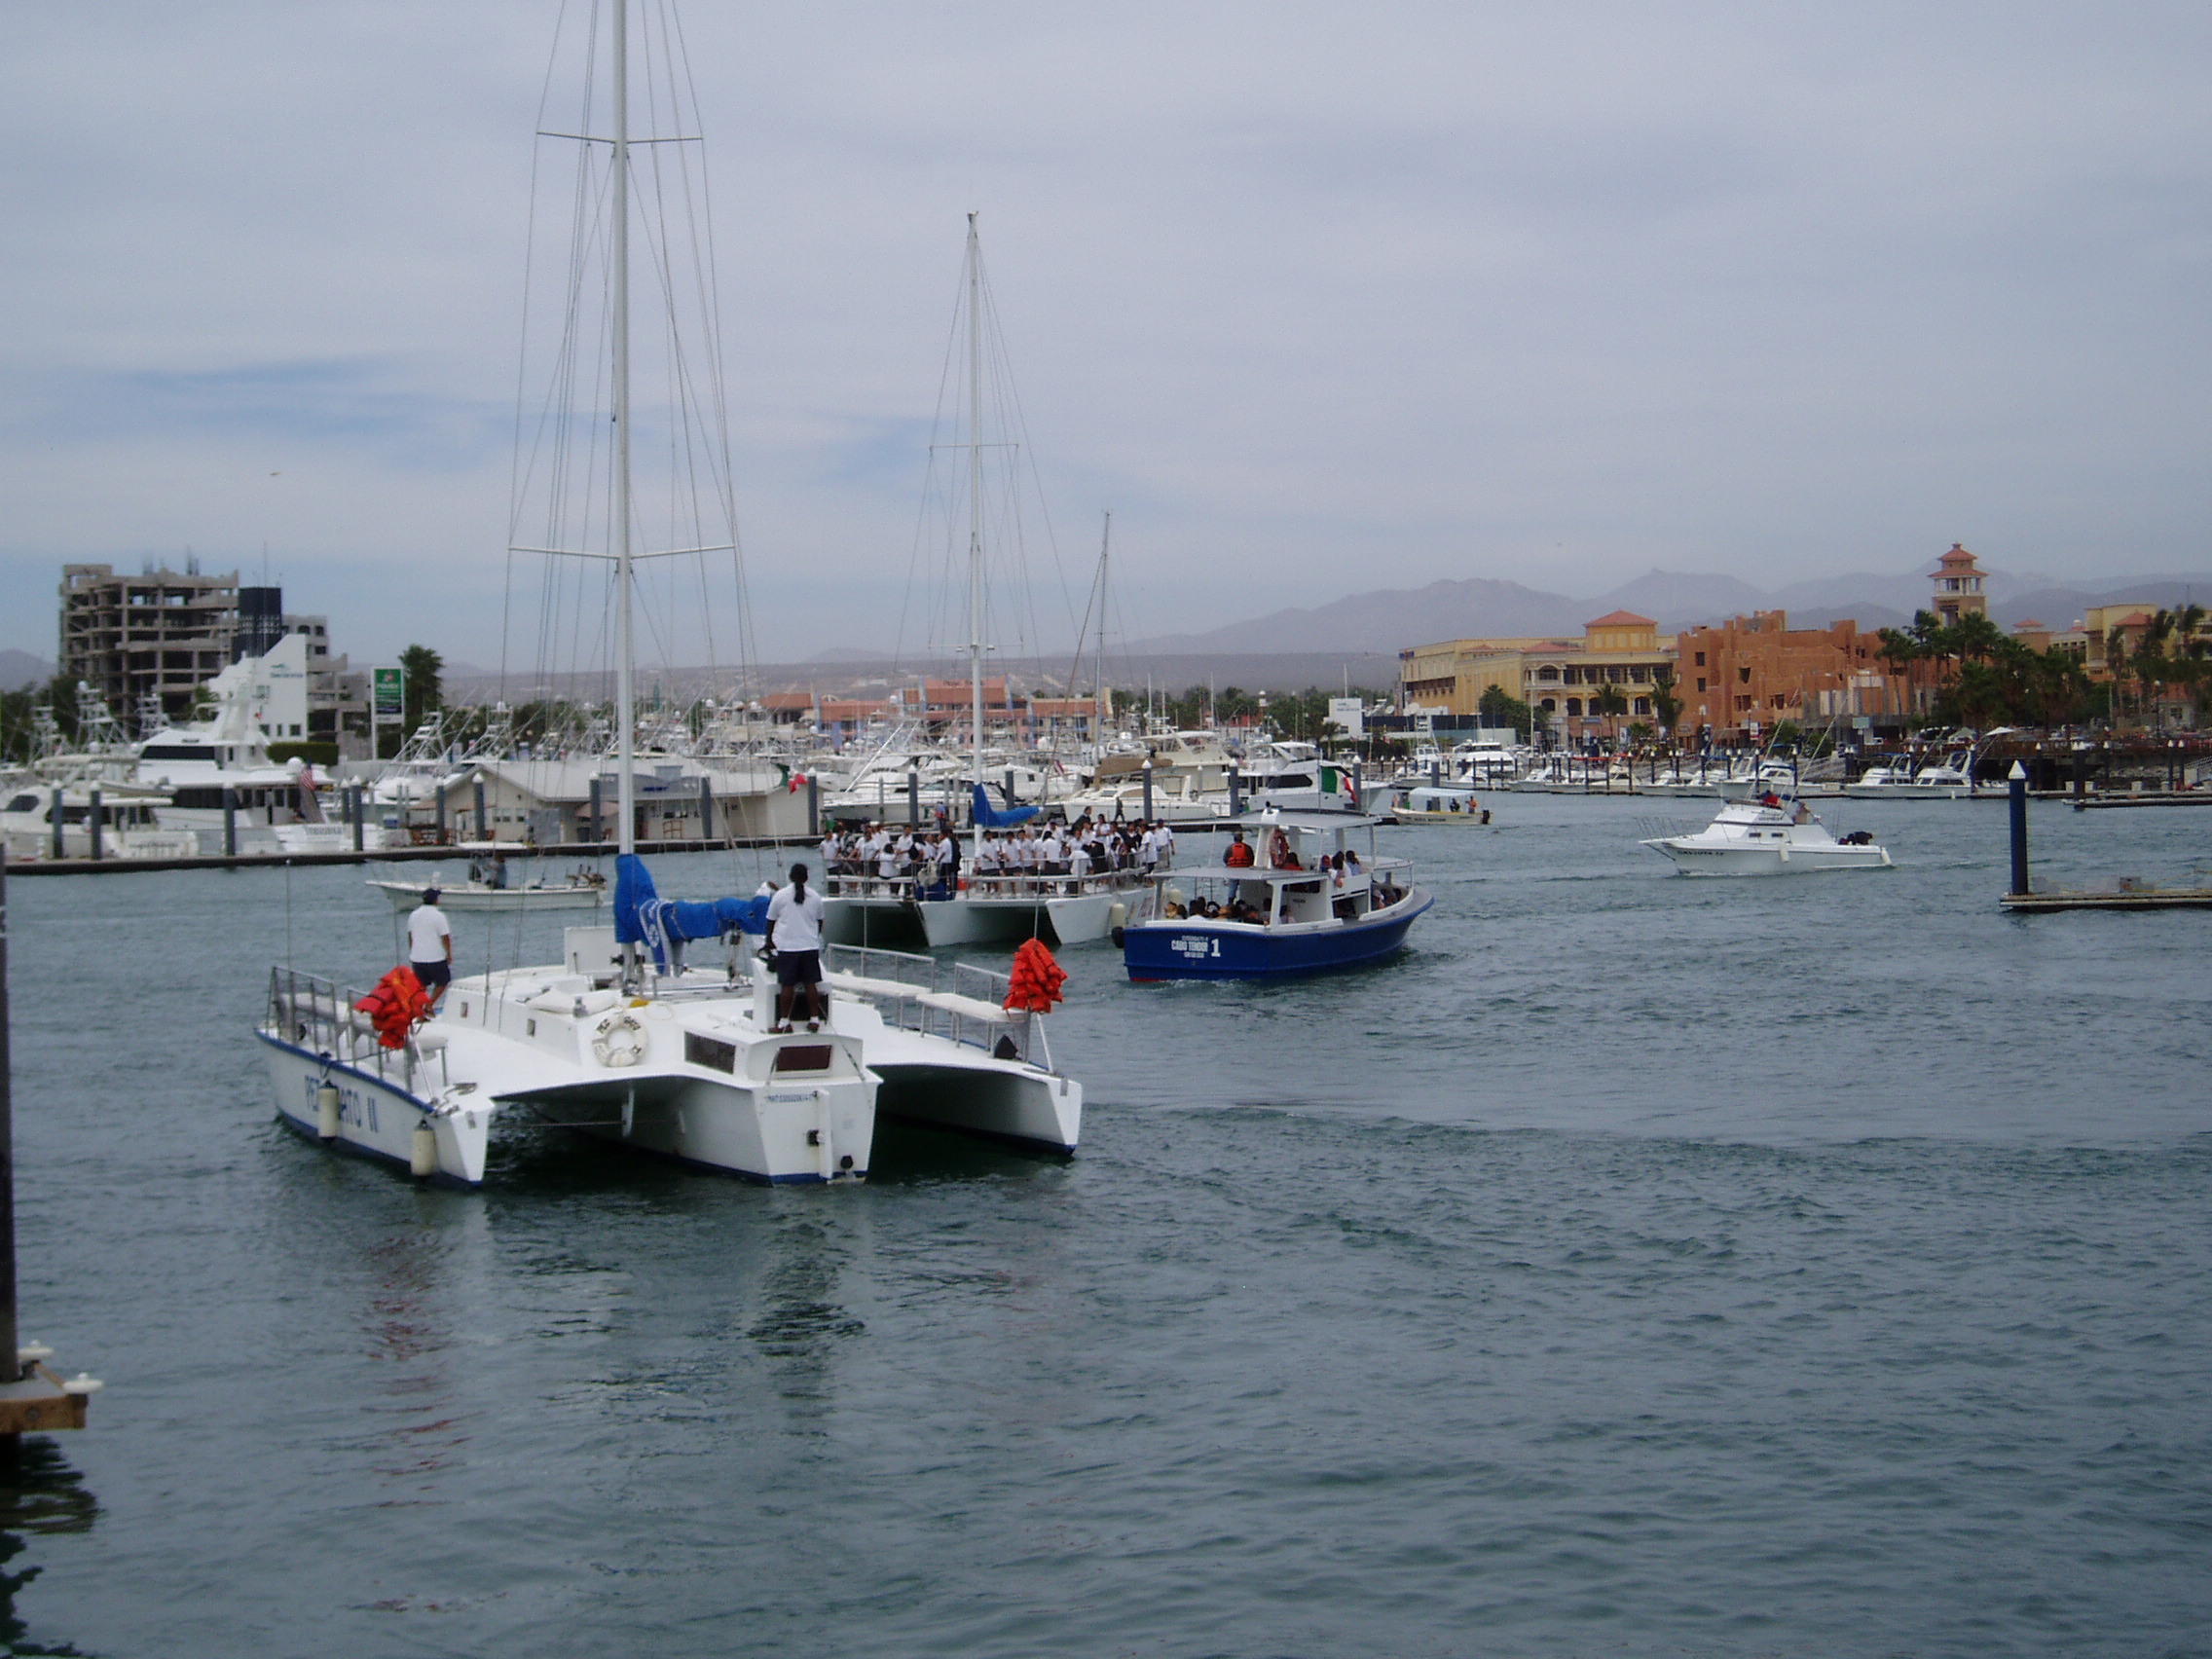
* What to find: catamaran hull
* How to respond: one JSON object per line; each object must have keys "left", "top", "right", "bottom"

{"left": 913, "top": 889, "right": 1125, "bottom": 948}
{"left": 1642, "top": 841, "right": 1894, "bottom": 874}
{"left": 257, "top": 1032, "right": 491, "bottom": 1187}
{"left": 873, "top": 1063, "right": 1081, "bottom": 1153}
{"left": 1123, "top": 894, "right": 1433, "bottom": 980}
{"left": 520, "top": 1072, "right": 875, "bottom": 1184}
{"left": 822, "top": 894, "right": 923, "bottom": 946}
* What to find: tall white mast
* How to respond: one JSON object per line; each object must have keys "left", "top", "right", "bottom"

{"left": 1094, "top": 510, "right": 1112, "bottom": 730}
{"left": 613, "top": 0, "right": 637, "bottom": 866}
{"left": 966, "top": 212, "right": 985, "bottom": 860}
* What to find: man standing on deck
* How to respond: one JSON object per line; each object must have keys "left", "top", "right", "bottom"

{"left": 407, "top": 888, "right": 454, "bottom": 1014}
{"left": 765, "top": 863, "right": 829, "bottom": 1033}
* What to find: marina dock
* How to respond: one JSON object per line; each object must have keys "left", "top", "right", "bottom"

{"left": 3, "top": 835, "right": 811, "bottom": 878}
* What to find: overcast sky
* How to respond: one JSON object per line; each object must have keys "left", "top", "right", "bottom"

{"left": 6, "top": 1, "right": 2210, "bottom": 673}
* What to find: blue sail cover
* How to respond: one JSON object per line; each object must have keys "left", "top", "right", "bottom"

{"left": 972, "top": 783, "right": 1041, "bottom": 830}
{"left": 614, "top": 854, "right": 771, "bottom": 969}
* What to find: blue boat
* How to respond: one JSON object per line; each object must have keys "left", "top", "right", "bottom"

{"left": 1121, "top": 812, "right": 1432, "bottom": 981}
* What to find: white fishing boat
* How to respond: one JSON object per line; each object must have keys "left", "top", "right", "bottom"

{"left": 1384, "top": 783, "right": 1491, "bottom": 825}
{"left": 1843, "top": 752, "right": 1980, "bottom": 798}
{"left": 256, "top": 0, "right": 1082, "bottom": 1185}
{"left": 1640, "top": 797, "right": 1893, "bottom": 875}
{"left": 365, "top": 866, "right": 608, "bottom": 913}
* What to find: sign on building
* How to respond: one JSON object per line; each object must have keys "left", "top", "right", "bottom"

{"left": 373, "top": 666, "right": 405, "bottom": 725}
{"left": 1327, "top": 696, "right": 1365, "bottom": 738}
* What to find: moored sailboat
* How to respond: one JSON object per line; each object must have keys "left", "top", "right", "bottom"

{"left": 255, "top": 0, "right": 1080, "bottom": 1184}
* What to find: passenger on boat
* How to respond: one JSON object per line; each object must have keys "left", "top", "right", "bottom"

{"left": 1225, "top": 830, "right": 1255, "bottom": 867}
{"left": 406, "top": 889, "right": 454, "bottom": 1014}
{"left": 1268, "top": 828, "right": 1299, "bottom": 869}
{"left": 766, "top": 863, "right": 828, "bottom": 1033}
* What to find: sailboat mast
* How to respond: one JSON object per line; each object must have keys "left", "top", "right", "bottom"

{"left": 1094, "top": 510, "right": 1111, "bottom": 731}
{"left": 966, "top": 212, "right": 985, "bottom": 855}
{"left": 612, "top": 0, "right": 637, "bottom": 865}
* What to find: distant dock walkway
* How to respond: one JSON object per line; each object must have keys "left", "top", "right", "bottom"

{"left": 4, "top": 836, "right": 810, "bottom": 878}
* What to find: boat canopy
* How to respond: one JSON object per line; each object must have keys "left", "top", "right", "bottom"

{"left": 614, "top": 854, "right": 771, "bottom": 970}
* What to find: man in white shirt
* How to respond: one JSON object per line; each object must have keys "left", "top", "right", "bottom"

{"left": 406, "top": 888, "right": 454, "bottom": 1013}
{"left": 764, "top": 863, "right": 829, "bottom": 1032}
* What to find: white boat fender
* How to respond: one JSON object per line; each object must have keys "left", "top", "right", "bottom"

{"left": 315, "top": 1082, "right": 342, "bottom": 1141}
{"left": 1107, "top": 900, "right": 1127, "bottom": 930}
{"left": 410, "top": 1121, "right": 438, "bottom": 1179}
{"left": 593, "top": 1011, "right": 648, "bottom": 1068}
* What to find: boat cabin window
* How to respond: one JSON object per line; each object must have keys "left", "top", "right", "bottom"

{"left": 772, "top": 1045, "right": 832, "bottom": 1073}
{"left": 4, "top": 794, "right": 36, "bottom": 813}
{"left": 685, "top": 1032, "right": 738, "bottom": 1073}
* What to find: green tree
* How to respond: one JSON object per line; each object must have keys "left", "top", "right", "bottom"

{"left": 1477, "top": 682, "right": 1534, "bottom": 738}
{"left": 397, "top": 645, "right": 445, "bottom": 735}
{"left": 1648, "top": 666, "right": 1682, "bottom": 736}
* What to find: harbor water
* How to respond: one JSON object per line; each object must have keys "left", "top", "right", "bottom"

{"left": 4, "top": 794, "right": 2208, "bottom": 1656}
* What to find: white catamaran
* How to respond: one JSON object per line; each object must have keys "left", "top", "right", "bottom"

{"left": 256, "top": 0, "right": 1081, "bottom": 1185}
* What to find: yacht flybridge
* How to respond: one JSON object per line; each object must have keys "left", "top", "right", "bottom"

{"left": 255, "top": 0, "right": 1082, "bottom": 1184}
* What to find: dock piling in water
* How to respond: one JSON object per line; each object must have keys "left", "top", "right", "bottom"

{"left": 0, "top": 851, "right": 99, "bottom": 1457}
{"left": 2008, "top": 762, "right": 2030, "bottom": 897}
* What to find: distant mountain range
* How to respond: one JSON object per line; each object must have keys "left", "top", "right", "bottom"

{"left": 0, "top": 649, "right": 52, "bottom": 690}
{"left": 1126, "top": 568, "right": 2212, "bottom": 654}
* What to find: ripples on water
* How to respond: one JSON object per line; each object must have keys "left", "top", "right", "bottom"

{"left": 4, "top": 797, "right": 2208, "bottom": 1656}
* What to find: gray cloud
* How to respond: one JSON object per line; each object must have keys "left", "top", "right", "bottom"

{"left": 5, "top": 1, "right": 2209, "bottom": 668}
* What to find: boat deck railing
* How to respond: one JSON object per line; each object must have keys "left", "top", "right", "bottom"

{"left": 264, "top": 964, "right": 448, "bottom": 1094}
{"left": 826, "top": 868, "right": 1145, "bottom": 900}
{"left": 823, "top": 943, "right": 1051, "bottom": 1072}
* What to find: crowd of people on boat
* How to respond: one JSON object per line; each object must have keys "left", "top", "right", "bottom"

{"left": 818, "top": 817, "right": 1175, "bottom": 899}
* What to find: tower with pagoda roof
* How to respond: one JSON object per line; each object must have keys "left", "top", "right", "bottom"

{"left": 1930, "top": 543, "right": 1987, "bottom": 627}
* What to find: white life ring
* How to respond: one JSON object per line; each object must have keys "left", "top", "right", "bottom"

{"left": 592, "top": 1012, "right": 647, "bottom": 1068}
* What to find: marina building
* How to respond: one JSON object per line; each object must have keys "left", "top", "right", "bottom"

{"left": 1672, "top": 612, "right": 1911, "bottom": 742}
{"left": 59, "top": 560, "right": 238, "bottom": 721}
{"left": 1930, "top": 542, "right": 1988, "bottom": 626}
{"left": 1399, "top": 613, "right": 1677, "bottom": 744}
{"left": 58, "top": 562, "right": 369, "bottom": 748}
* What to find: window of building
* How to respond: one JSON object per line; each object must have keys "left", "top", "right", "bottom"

{"left": 1694, "top": 650, "right": 1706, "bottom": 667}
{"left": 1696, "top": 678, "right": 1707, "bottom": 692}
{"left": 1566, "top": 698, "right": 1582, "bottom": 716}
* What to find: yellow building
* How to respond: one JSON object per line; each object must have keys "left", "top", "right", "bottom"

{"left": 1522, "top": 612, "right": 1678, "bottom": 741}
{"left": 1399, "top": 612, "right": 1678, "bottom": 740}
{"left": 1397, "top": 637, "right": 1561, "bottom": 719}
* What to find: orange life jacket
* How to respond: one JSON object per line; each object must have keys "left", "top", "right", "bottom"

{"left": 354, "top": 965, "right": 432, "bottom": 1050}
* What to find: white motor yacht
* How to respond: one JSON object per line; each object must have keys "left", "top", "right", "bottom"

{"left": 1641, "top": 798, "right": 1893, "bottom": 875}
